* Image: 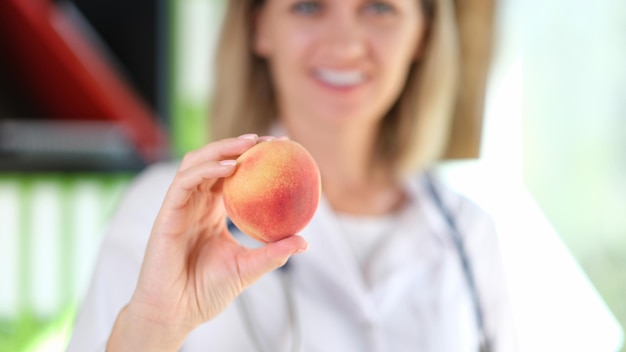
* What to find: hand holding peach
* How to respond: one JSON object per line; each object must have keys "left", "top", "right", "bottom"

{"left": 106, "top": 135, "right": 309, "bottom": 351}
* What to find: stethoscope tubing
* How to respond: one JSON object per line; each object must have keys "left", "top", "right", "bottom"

{"left": 424, "top": 172, "right": 491, "bottom": 352}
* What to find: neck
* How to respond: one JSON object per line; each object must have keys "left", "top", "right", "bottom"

{"left": 280, "top": 118, "right": 405, "bottom": 216}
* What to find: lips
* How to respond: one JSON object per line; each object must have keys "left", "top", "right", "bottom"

{"left": 314, "top": 68, "right": 366, "bottom": 88}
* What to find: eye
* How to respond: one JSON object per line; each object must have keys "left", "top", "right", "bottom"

{"left": 291, "top": 1, "right": 322, "bottom": 15}
{"left": 364, "top": 1, "right": 396, "bottom": 15}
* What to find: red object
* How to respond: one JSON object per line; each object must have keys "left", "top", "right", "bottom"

{"left": 0, "top": 0, "right": 168, "bottom": 162}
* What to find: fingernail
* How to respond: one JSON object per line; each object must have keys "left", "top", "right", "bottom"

{"left": 294, "top": 243, "right": 309, "bottom": 254}
{"left": 277, "top": 136, "right": 290, "bottom": 141}
{"left": 258, "top": 136, "right": 276, "bottom": 142}
{"left": 238, "top": 133, "right": 258, "bottom": 140}
{"left": 219, "top": 160, "right": 237, "bottom": 166}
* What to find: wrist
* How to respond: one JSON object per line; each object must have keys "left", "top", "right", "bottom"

{"left": 107, "top": 303, "right": 191, "bottom": 352}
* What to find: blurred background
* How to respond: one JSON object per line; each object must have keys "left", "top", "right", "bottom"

{"left": 0, "top": 0, "right": 624, "bottom": 351}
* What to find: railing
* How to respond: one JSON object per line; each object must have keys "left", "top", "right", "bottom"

{"left": 0, "top": 174, "right": 132, "bottom": 351}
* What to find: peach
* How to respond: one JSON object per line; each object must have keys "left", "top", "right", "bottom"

{"left": 222, "top": 139, "right": 321, "bottom": 243}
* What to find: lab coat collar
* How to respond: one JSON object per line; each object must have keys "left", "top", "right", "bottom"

{"left": 290, "top": 174, "right": 437, "bottom": 322}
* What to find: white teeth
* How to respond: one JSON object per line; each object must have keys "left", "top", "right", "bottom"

{"left": 316, "top": 69, "right": 365, "bottom": 87}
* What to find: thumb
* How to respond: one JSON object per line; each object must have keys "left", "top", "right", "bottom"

{"left": 238, "top": 235, "right": 308, "bottom": 285}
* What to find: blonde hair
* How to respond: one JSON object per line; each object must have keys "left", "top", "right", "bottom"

{"left": 211, "top": 0, "right": 461, "bottom": 177}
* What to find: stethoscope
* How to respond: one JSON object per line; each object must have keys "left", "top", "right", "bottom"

{"left": 230, "top": 173, "right": 491, "bottom": 352}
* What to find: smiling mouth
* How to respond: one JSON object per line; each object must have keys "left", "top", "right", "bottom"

{"left": 314, "top": 69, "right": 367, "bottom": 88}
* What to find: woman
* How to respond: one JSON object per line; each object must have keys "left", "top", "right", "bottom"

{"left": 68, "top": 0, "right": 516, "bottom": 351}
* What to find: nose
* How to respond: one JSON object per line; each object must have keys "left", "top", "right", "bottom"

{"left": 320, "top": 12, "right": 366, "bottom": 62}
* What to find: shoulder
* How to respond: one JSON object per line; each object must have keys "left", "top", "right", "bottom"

{"left": 113, "top": 160, "right": 180, "bottom": 216}
{"left": 102, "top": 161, "right": 180, "bottom": 257}
{"left": 411, "top": 170, "right": 504, "bottom": 273}
{"left": 125, "top": 161, "right": 179, "bottom": 200}
{"left": 113, "top": 161, "right": 179, "bottom": 216}
{"left": 413, "top": 171, "right": 496, "bottom": 239}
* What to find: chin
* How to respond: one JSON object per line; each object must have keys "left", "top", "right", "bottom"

{"left": 317, "top": 104, "right": 386, "bottom": 126}
{"left": 287, "top": 91, "right": 388, "bottom": 129}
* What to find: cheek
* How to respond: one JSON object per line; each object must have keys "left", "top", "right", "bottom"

{"left": 373, "top": 45, "right": 410, "bottom": 90}
{"left": 368, "top": 30, "right": 422, "bottom": 111}
{"left": 375, "top": 28, "right": 422, "bottom": 77}
{"left": 270, "top": 22, "right": 318, "bottom": 66}
{"left": 270, "top": 29, "right": 319, "bottom": 91}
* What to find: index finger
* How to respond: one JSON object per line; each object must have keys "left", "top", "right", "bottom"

{"left": 178, "top": 134, "right": 259, "bottom": 171}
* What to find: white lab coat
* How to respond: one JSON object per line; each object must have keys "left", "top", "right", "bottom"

{"left": 67, "top": 162, "right": 517, "bottom": 352}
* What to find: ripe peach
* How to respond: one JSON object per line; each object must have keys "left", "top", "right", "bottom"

{"left": 222, "top": 139, "right": 321, "bottom": 243}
